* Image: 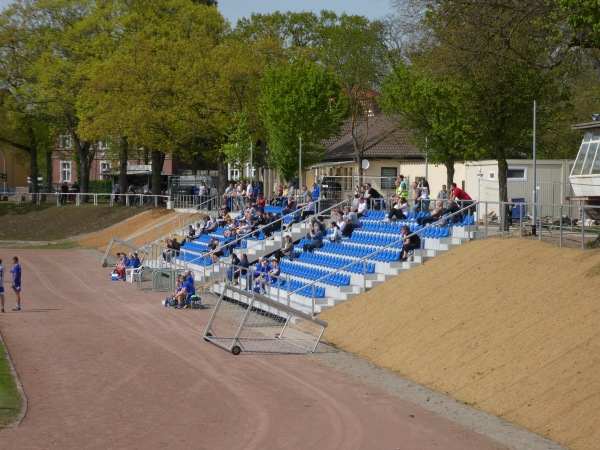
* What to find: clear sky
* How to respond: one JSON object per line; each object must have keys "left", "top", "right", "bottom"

{"left": 0, "top": 0, "right": 394, "bottom": 23}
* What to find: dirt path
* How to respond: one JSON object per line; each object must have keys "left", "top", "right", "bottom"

{"left": 0, "top": 248, "right": 515, "bottom": 450}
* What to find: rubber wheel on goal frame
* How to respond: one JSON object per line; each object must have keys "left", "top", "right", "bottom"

{"left": 102, "top": 261, "right": 108, "bottom": 268}
{"left": 203, "top": 332, "right": 212, "bottom": 342}
{"left": 231, "top": 345, "right": 242, "bottom": 356}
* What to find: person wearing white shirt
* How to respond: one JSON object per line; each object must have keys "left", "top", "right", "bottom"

{"left": 356, "top": 197, "right": 368, "bottom": 218}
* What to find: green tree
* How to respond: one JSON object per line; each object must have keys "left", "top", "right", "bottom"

{"left": 557, "top": 0, "right": 600, "bottom": 49}
{"left": 382, "top": 62, "right": 476, "bottom": 187}
{"left": 77, "top": 0, "right": 229, "bottom": 195}
{"left": 259, "top": 58, "right": 348, "bottom": 181}
{"left": 319, "top": 13, "right": 390, "bottom": 182}
{"left": 220, "top": 112, "right": 254, "bottom": 173}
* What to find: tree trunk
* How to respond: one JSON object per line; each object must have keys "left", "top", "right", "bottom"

{"left": 27, "top": 127, "right": 38, "bottom": 199}
{"left": 151, "top": 150, "right": 165, "bottom": 198}
{"left": 217, "top": 155, "right": 227, "bottom": 195}
{"left": 72, "top": 131, "right": 93, "bottom": 203}
{"left": 45, "top": 149, "right": 53, "bottom": 192}
{"left": 497, "top": 151, "right": 509, "bottom": 231}
{"left": 117, "top": 137, "right": 128, "bottom": 197}
{"left": 445, "top": 159, "right": 455, "bottom": 188}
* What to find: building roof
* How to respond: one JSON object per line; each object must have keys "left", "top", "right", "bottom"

{"left": 323, "top": 114, "right": 423, "bottom": 162}
{"left": 571, "top": 120, "right": 600, "bottom": 131}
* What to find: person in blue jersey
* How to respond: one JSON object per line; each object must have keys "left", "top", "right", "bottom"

{"left": 174, "top": 275, "right": 195, "bottom": 309}
{"left": 11, "top": 256, "right": 22, "bottom": 311}
{"left": 0, "top": 258, "right": 5, "bottom": 313}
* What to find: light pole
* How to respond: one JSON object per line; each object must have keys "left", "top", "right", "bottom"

{"left": 532, "top": 100, "right": 537, "bottom": 236}
{"left": 425, "top": 135, "right": 429, "bottom": 181}
{"left": 1, "top": 144, "right": 6, "bottom": 193}
{"left": 477, "top": 169, "right": 483, "bottom": 222}
{"left": 298, "top": 136, "right": 302, "bottom": 188}
{"left": 249, "top": 142, "right": 253, "bottom": 186}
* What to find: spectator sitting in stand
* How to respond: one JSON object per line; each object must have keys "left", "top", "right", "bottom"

{"left": 302, "top": 224, "right": 324, "bottom": 253}
{"left": 384, "top": 197, "right": 410, "bottom": 222}
{"left": 257, "top": 258, "right": 280, "bottom": 293}
{"left": 328, "top": 221, "right": 342, "bottom": 243}
{"left": 297, "top": 195, "right": 316, "bottom": 220}
{"left": 217, "top": 207, "right": 231, "bottom": 227}
{"left": 341, "top": 218, "right": 355, "bottom": 238}
{"left": 187, "top": 222, "right": 203, "bottom": 241}
{"left": 316, "top": 216, "right": 327, "bottom": 234}
{"left": 170, "top": 238, "right": 181, "bottom": 257}
{"left": 400, "top": 225, "right": 421, "bottom": 261}
{"left": 336, "top": 213, "right": 346, "bottom": 233}
{"left": 281, "top": 195, "right": 296, "bottom": 216}
{"left": 202, "top": 216, "right": 218, "bottom": 235}
{"left": 222, "top": 228, "right": 239, "bottom": 254}
{"left": 342, "top": 206, "right": 361, "bottom": 228}
{"left": 207, "top": 238, "right": 225, "bottom": 263}
{"left": 255, "top": 193, "right": 266, "bottom": 213}
{"left": 274, "top": 235, "right": 294, "bottom": 260}
{"left": 356, "top": 196, "right": 368, "bottom": 218}
{"left": 236, "top": 218, "right": 252, "bottom": 237}
{"left": 253, "top": 259, "right": 271, "bottom": 294}
{"left": 186, "top": 224, "right": 196, "bottom": 240}
{"left": 442, "top": 200, "right": 462, "bottom": 224}
{"left": 417, "top": 200, "right": 446, "bottom": 226}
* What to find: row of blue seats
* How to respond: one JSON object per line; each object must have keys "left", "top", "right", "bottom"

{"left": 320, "top": 241, "right": 402, "bottom": 262}
{"left": 346, "top": 231, "right": 404, "bottom": 248}
{"left": 264, "top": 205, "right": 283, "bottom": 214}
{"left": 295, "top": 247, "right": 376, "bottom": 274}
{"left": 253, "top": 276, "right": 325, "bottom": 298}
{"left": 279, "top": 261, "right": 351, "bottom": 286}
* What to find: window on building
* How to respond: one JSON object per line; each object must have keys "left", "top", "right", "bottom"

{"left": 380, "top": 167, "right": 397, "bottom": 189}
{"left": 583, "top": 142, "right": 598, "bottom": 175}
{"left": 61, "top": 161, "right": 72, "bottom": 182}
{"left": 97, "top": 137, "right": 111, "bottom": 150}
{"left": 507, "top": 167, "right": 527, "bottom": 181}
{"left": 100, "top": 162, "right": 111, "bottom": 180}
{"left": 60, "top": 135, "right": 72, "bottom": 150}
{"left": 571, "top": 130, "right": 600, "bottom": 176}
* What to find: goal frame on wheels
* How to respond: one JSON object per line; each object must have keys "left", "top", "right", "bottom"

{"left": 203, "top": 284, "right": 328, "bottom": 355}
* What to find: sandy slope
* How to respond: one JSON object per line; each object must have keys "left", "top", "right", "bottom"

{"left": 77, "top": 209, "right": 204, "bottom": 252}
{"left": 320, "top": 237, "right": 600, "bottom": 450}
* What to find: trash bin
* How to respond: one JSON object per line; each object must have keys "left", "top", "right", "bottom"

{"left": 511, "top": 198, "right": 526, "bottom": 220}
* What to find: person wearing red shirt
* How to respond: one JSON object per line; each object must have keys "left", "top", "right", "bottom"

{"left": 450, "top": 183, "right": 475, "bottom": 217}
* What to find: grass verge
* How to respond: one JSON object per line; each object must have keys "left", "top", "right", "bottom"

{"left": 0, "top": 202, "right": 152, "bottom": 241}
{"left": 0, "top": 337, "right": 22, "bottom": 426}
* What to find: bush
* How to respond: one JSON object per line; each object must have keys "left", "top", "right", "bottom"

{"left": 88, "top": 180, "right": 112, "bottom": 193}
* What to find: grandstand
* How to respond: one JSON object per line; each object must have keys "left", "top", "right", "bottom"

{"left": 129, "top": 200, "right": 478, "bottom": 315}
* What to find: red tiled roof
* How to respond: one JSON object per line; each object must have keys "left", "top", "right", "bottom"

{"left": 323, "top": 114, "right": 423, "bottom": 161}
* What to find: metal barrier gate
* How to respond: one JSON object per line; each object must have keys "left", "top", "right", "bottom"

{"left": 102, "top": 237, "right": 147, "bottom": 267}
{"left": 203, "top": 284, "right": 328, "bottom": 355}
{"left": 147, "top": 269, "right": 197, "bottom": 292}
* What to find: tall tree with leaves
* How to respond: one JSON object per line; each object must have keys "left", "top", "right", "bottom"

{"left": 319, "top": 13, "right": 390, "bottom": 182}
{"left": 77, "top": 0, "right": 229, "bottom": 194}
{"left": 259, "top": 57, "right": 348, "bottom": 181}
{"left": 382, "top": 61, "right": 475, "bottom": 187}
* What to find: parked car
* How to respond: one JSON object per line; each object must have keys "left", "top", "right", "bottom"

{"left": 319, "top": 177, "right": 343, "bottom": 211}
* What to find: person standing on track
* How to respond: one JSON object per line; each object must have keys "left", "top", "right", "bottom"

{"left": 11, "top": 256, "right": 22, "bottom": 311}
{"left": 0, "top": 258, "right": 5, "bottom": 313}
